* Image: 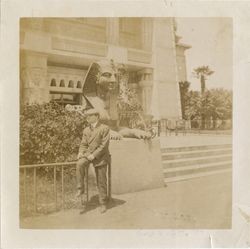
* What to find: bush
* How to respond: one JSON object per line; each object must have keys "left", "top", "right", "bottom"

{"left": 20, "top": 102, "right": 87, "bottom": 165}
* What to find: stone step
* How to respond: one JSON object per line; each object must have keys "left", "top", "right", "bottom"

{"left": 164, "top": 162, "right": 230, "bottom": 178}
{"left": 164, "top": 168, "right": 232, "bottom": 183}
{"left": 162, "top": 149, "right": 232, "bottom": 160}
{"left": 161, "top": 144, "right": 232, "bottom": 183}
{"left": 162, "top": 155, "right": 232, "bottom": 168}
{"left": 161, "top": 144, "right": 231, "bottom": 153}
{"left": 163, "top": 161, "right": 231, "bottom": 173}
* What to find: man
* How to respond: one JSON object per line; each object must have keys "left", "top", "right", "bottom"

{"left": 76, "top": 108, "right": 110, "bottom": 214}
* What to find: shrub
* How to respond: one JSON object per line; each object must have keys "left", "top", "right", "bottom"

{"left": 20, "top": 102, "right": 87, "bottom": 165}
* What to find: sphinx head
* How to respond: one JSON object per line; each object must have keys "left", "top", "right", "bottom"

{"left": 96, "top": 60, "right": 119, "bottom": 93}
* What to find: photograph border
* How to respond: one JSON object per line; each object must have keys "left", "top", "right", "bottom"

{"left": 1, "top": 0, "right": 250, "bottom": 248}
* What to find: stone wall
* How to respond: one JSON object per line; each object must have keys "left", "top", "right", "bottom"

{"left": 20, "top": 18, "right": 188, "bottom": 121}
{"left": 109, "top": 138, "right": 164, "bottom": 194}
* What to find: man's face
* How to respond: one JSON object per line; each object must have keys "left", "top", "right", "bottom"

{"left": 86, "top": 114, "right": 99, "bottom": 124}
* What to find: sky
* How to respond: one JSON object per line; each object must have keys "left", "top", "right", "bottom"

{"left": 176, "top": 18, "right": 233, "bottom": 91}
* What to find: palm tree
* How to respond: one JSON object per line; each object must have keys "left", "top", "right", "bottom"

{"left": 192, "top": 66, "right": 214, "bottom": 129}
{"left": 179, "top": 81, "right": 191, "bottom": 119}
{"left": 193, "top": 66, "right": 214, "bottom": 95}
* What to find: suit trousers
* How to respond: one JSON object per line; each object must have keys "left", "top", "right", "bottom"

{"left": 76, "top": 158, "right": 107, "bottom": 205}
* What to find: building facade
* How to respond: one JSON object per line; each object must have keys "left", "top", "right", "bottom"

{"left": 20, "top": 17, "right": 190, "bottom": 121}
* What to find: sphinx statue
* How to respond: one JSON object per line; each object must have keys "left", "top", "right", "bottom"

{"left": 66, "top": 60, "right": 156, "bottom": 140}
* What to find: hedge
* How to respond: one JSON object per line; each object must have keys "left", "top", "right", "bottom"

{"left": 20, "top": 102, "right": 87, "bottom": 165}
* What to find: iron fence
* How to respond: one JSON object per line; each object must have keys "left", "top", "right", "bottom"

{"left": 152, "top": 119, "right": 232, "bottom": 136}
{"left": 20, "top": 162, "right": 80, "bottom": 217}
{"left": 20, "top": 160, "right": 111, "bottom": 217}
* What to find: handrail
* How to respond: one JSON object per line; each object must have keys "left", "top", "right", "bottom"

{"left": 20, "top": 161, "right": 77, "bottom": 169}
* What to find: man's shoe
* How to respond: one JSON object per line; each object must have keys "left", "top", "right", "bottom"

{"left": 99, "top": 204, "right": 107, "bottom": 214}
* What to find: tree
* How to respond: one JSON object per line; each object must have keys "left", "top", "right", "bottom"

{"left": 185, "top": 88, "right": 232, "bottom": 129}
{"left": 192, "top": 66, "right": 214, "bottom": 128}
{"left": 179, "top": 81, "right": 191, "bottom": 119}
{"left": 193, "top": 66, "right": 214, "bottom": 94}
{"left": 206, "top": 88, "right": 232, "bottom": 128}
{"left": 185, "top": 90, "right": 202, "bottom": 127}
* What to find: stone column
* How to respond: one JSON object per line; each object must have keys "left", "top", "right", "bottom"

{"left": 141, "top": 18, "right": 153, "bottom": 51}
{"left": 138, "top": 68, "right": 153, "bottom": 114}
{"left": 20, "top": 51, "right": 49, "bottom": 104}
{"left": 152, "top": 18, "right": 182, "bottom": 120}
{"left": 106, "top": 18, "right": 119, "bottom": 45}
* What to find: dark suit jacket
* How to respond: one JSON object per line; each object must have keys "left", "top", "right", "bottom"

{"left": 78, "top": 122, "right": 110, "bottom": 167}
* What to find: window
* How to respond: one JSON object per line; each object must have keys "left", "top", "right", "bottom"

{"left": 59, "top": 80, "right": 65, "bottom": 87}
{"left": 50, "top": 79, "right": 56, "bottom": 86}
{"left": 68, "top": 80, "right": 74, "bottom": 88}
{"left": 77, "top": 81, "right": 82, "bottom": 88}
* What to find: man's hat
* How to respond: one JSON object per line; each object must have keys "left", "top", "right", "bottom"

{"left": 84, "top": 108, "right": 100, "bottom": 116}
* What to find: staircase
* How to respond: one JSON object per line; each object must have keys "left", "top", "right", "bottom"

{"left": 161, "top": 144, "right": 232, "bottom": 183}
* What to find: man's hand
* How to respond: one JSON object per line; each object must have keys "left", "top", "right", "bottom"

{"left": 87, "top": 154, "right": 95, "bottom": 161}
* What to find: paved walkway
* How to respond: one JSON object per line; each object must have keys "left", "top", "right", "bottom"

{"left": 21, "top": 134, "right": 232, "bottom": 229}
{"left": 21, "top": 171, "right": 232, "bottom": 229}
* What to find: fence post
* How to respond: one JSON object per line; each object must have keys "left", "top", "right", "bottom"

{"left": 61, "top": 165, "right": 65, "bottom": 209}
{"left": 158, "top": 120, "right": 161, "bottom": 136}
{"left": 108, "top": 155, "right": 112, "bottom": 201}
{"left": 23, "top": 168, "right": 27, "bottom": 209}
{"left": 33, "top": 168, "right": 37, "bottom": 212}
{"left": 85, "top": 165, "right": 89, "bottom": 202}
{"left": 54, "top": 166, "right": 57, "bottom": 210}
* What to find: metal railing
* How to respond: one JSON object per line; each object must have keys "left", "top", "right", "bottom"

{"left": 20, "top": 161, "right": 77, "bottom": 216}
{"left": 152, "top": 119, "right": 232, "bottom": 136}
{"left": 20, "top": 158, "right": 112, "bottom": 217}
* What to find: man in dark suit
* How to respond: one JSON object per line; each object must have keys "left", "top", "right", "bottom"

{"left": 76, "top": 108, "right": 110, "bottom": 214}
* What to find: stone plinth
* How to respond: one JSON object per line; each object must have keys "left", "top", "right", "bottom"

{"left": 109, "top": 138, "right": 164, "bottom": 194}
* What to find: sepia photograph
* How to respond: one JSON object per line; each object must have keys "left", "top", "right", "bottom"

{"left": 3, "top": 0, "right": 250, "bottom": 247}
{"left": 19, "top": 17, "right": 233, "bottom": 229}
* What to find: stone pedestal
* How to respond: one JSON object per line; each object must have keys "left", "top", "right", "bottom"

{"left": 20, "top": 52, "right": 49, "bottom": 104}
{"left": 109, "top": 138, "right": 164, "bottom": 194}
